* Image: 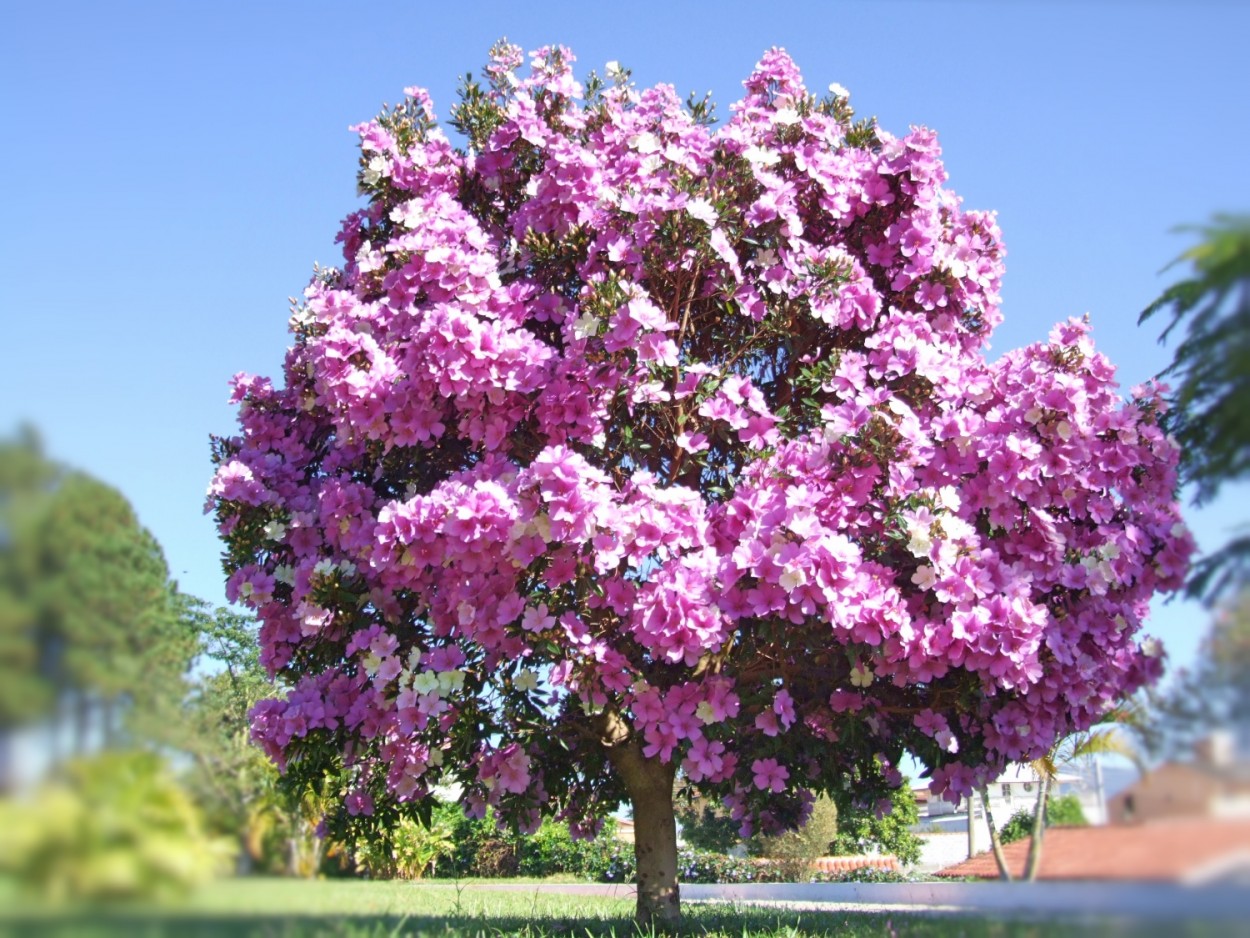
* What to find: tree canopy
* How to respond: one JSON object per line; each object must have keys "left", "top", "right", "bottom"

{"left": 0, "top": 429, "right": 195, "bottom": 761}
{"left": 1141, "top": 215, "right": 1250, "bottom": 602}
{"left": 1147, "top": 585, "right": 1250, "bottom": 760}
{"left": 209, "top": 44, "right": 1193, "bottom": 923}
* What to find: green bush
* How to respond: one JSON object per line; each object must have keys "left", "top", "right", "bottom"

{"left": 999, "top": 808, "right": 1035, "bottom": 845}
{"left": 597, "top": 842, "right": 637, "bottom": 883}
{"left": 0, "top": 750, "right": 234, "bottom": 902}
{"left": 675, "top": 791, "right": 741, "bottom": 854}
{"left": 1047, "top": 793, "right": 1088, "bottom": 827}
{"left": 516, "top": 817, "right": 619, "bottom": 878}
{"left": 598, "top": 847, "right": 829, "bottom": 885}
{"left": 680, "top": 784, "right": 921, "bottom": 866}
{"left": 1000, "top": 793, "right": 1088, "bottom": 844}
{"left": 438, "top": 805, "right": 506, "bottom": 877}
{"left": 434, "top": 803, "right": 621, "bottom": 880}
{"left": 750, "top": 795, "right": 838, "bottom": 861}
{"left": 677, "top": 849, "right": 756, "bottom": 883}
{"left": 353, "top": 814, "right": 455, "bottom": 880}
{"left": 421, "top": 801, "right": 851, "bottom": 884}
{"left": 830, "top": 785, "right": 923, "bottom": 866}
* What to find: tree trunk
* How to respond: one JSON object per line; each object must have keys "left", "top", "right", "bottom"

{"left": 978, "top": 787, "right": 1014, "bottom": 881}
{"left": 1024, "top": 773, "right": 1050, "bottom": 881}
{"left": 607, "top": 737, "right": 680, "bottom": 927}
{"left": 235, "top": 832, "right": 254, "bottom": 876}
{"left": 0, "top": 727, "right": 13, "bottom": 795}
{"left": 73, "top": 689, "right": 92, "bottom": 757}
{"left": 631, "top": 774, "right": 680, "bottom": 927}
{"left": 966, "top": 787, "right": 978, "bottom": 858}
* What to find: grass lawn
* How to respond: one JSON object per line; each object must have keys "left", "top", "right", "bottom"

{"left": 0, "top": 876, "right": 1236, "bottom": 937}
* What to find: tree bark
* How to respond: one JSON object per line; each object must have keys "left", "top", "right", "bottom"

{"left": 73, "top": 689, "right": 92, "bottom": 757}
{"left": 978, "top": 787, "right": 1014, "bottom": 881}
{"left": 606, "top": 737, "right": 680, "bottom": 927}
{"left": 0, "top": 727, "right": 13, "bottom": 795}
{"left": 100, "top": 696, "right": 114, "bottom": 749}
{"left": 1024, "top": 773, "right": 1050, "bottom": 881}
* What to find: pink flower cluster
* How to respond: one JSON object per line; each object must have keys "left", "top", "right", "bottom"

{"left": 209, "top": 44, "right": 1193, "bottom": 837}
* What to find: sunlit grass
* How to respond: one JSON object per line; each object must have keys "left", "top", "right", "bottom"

{"left": 0, "top": 877, "right": 1236, "bottom": 937}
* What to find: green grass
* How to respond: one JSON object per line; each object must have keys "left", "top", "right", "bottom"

{"left": 0, "top": 877, "right": 1237, "bottom": 938}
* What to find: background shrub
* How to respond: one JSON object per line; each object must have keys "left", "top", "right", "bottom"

{"left": 675, "top": 790, "right": 741, "bottom": 854}
{"left": 999, "top": 808, "right": 1035, "bottom": 845}
{"left": 1047, "top": 793, "right": 1088, "bottom": 827}
{"left": 816, "top": 866, "right": 919, "bottom": 884}
{"left": 1000, "top": 793, "right": 1088, "bottom": 845}
{"left": 516, "top": 817, "right": 620, "bottom": 878}
{"left": 829, "top": 786, "right": 923, "bottom": 866}
{"left": 749, "top": 795, "right": 838, "bottom": 861}
{"left": 0, "top": 750, "right": 233, "bottom": 902}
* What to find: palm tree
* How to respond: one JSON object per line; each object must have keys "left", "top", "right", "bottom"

{"left": 1022, "top": 704, "right": 1146, "bottom": 881}
{"left": 1140, "top": 215, "right": 1250, "bottom": 603}
{"left": 978, "top": 786, "right": 1014, "bottom": 881}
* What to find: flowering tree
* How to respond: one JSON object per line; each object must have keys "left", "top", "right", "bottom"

{"left": 208, "top": 44, "right": 1193, "bottom": 924}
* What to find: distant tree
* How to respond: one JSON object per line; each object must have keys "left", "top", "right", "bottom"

{"left": 32, "top": 475, "right": 192, "bottom": 749}
{"left": 157, "top": 601, "right": 280, "bottom": 867}
{"left": 0, "top": 429, "right": 63, "bottom": 739}
{"left": 1141, "top": 215, "right": 1250, "bottom": 603}
{"left": 1189, "top": 587, "right": 1250, "bottom": 740}
{"left": 1146, "top": 585, "right": 1250, "bottom": 760}
{"left": 1045, "top": 793, "right": 1087, "bottom": 827}
{"left": 150, "top": 600, "right": 340, "bottom": 877}
{"left": 0, "top": 431, "right": 195, "bottom": 773}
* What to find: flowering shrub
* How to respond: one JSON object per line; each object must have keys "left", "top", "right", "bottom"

{"left": 597, "top": 848, "right": 801, "bottom": 885}
{"left": 596, "top": 843, "right": 638, "bottom": 884}
{"left": 815, "top": 866, "right": 921, "bottom": 885}
{"left": 209, "top": 41, "right": 1193, "bottom": 921}
{"left": 677, "top": 849, "right": 766, "bottom": 884}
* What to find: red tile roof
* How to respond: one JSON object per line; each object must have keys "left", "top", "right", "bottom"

{"left": 937, "top": 818, "right": 1250, "bottom": 882}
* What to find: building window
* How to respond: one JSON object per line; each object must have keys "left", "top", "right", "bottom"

{"left": 1001, "top": 784, "right": 1012, "bottom": 800}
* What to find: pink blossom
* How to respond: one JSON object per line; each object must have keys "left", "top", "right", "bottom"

{"left": 521, "top": 603, "right": 555, "bottom": 633}
{"left": 495, "top": 747, "right": 532, "bottom": 794}
{"left": 683, "top": 737, "right": 726, "bottom": 782}
{"left": 752, "top": 758, "right": 789, "bottom": 793}
{"left": 217, "top": 43, "right": 1192, "bottom": 853}
{"left": 345, "top": 789, "right": 374, "bottom": 816}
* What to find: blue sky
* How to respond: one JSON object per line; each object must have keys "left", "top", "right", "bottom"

{"left": 2, "top": 0, "right": 1246, "bottom": 677}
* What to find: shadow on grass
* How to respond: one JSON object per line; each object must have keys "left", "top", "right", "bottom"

{"left": 0, "top": 908, "right": 1238, "bottom": 938}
